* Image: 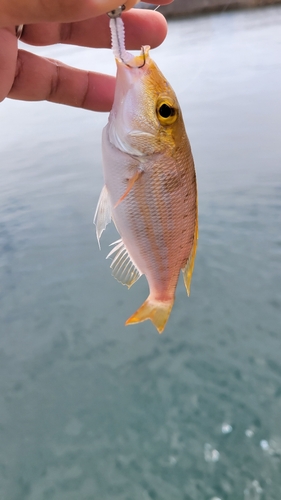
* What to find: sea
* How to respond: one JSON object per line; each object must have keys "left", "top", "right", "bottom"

{"left": 0, "top": 5, "right": 280, "bottom": 500}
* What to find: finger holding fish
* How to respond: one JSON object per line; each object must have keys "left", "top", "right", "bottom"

{"left": 17, "top": 9, "right": 168, "bottom": 50}
{"left": 6, "top": 2, "right": 168, "bottom": 109}
{"left": 0, "top": 0, "right": 171, "bottom": 25}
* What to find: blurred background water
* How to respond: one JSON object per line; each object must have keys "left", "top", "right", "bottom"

{"left": 0, "top": 5, "right": 281, "bottom": 500}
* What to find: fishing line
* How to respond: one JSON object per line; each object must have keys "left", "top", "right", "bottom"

{"left": 152, "top": 0, "right": 232, "bottom": 91}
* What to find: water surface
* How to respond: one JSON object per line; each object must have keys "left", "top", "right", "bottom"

{"left": 0, "top": 6, "right": 281, "bottom": 500}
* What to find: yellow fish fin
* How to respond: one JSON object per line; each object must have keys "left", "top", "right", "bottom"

{"left": 94, "top": 185, "right": 112, "bottom": 248}
{"left": 182, "top": 207, "right": 199, "bottom": 296}
{"left": 106, "top": 238, "right": 142, "bottom": 288}
{"left": 114, "top": 169, "right": 143, "bottom": 208}
{"left": 125, "top": 296, "right": 174, "bottom": 334}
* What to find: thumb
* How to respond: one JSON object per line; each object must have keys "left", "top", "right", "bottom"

{"left": 0, "top": 0, "right": 138, "bottom": 26}
{"left": 0, "top": 28, "right": 17, "bottom": 101}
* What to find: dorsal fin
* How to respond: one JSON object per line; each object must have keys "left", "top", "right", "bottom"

{"left": 94, "top": 185, "right": 112, "bottom": 247}
{"left": 182, "top": 204, "right": 198, "bottom": 295}
{"left": 107, "top": 239, "right": 142, "bottom": 288}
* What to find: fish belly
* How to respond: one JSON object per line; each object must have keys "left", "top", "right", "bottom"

{"left": 102, "top": 126, "right": 197, "bottom": 303}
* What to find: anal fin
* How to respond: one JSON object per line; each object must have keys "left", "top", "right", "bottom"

{"left": 107, "top": 239, "right": 142, "bottom": 288}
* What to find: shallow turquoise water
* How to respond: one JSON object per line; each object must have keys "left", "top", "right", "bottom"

{"left": 0, "top": 6, "right": 281, "bottom": 500}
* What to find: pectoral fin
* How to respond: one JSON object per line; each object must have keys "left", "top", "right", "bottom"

{"left": 114, "top": 170, "right": 143, "bottom": 208}
{"left": 94, "top": 185, "right": 112, "bottom": 247}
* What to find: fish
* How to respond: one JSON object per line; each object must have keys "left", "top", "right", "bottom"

{"left": 94, "top": 43, "right": 198, "bottom": 334}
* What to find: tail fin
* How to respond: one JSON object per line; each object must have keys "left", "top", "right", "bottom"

{"left": 125, "top": 296, "right": 174, "bottom": 334}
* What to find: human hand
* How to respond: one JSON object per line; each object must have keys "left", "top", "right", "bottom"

{"left": 0, "top": 0, "right": 171, "bottom": 111}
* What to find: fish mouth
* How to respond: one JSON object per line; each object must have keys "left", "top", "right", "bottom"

{"left": 126, "top": 45, "right": 148, "bottom": 69}
{"left": 114, "top": 45, "right": 151, "bottom": 100}
{"left": 116, "top": 45, "right": 150, "bottom": 69}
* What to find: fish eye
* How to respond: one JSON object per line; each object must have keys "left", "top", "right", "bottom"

{"left": 156, "top": 99, "right": 178, "bottom": 125}
{"left": 159, "top": 104, "right": 174, "bottom": 118}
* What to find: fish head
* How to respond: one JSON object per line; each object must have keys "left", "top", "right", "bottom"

{"left": 107, "top": 46, "right": 185, "bottom": 157}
